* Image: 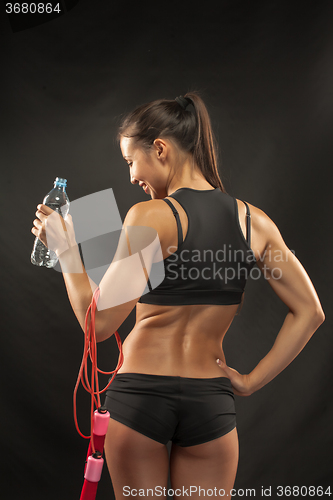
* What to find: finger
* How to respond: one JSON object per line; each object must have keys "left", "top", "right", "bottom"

{"left": 33, "top": 218, "right": 42, "bottom": 229}
{"left": 35, "top": 209, "right": 47, "bottom": 221}
{"left": 216, "top": 359, "right": 233, "bottom": 377}
{"left": 31, "top": 222, "right": 45, "bottom": 242}
{"left": 64, "top": 213, "right": 72, "bottom": 223}
{"left": 32, "top": 218, "right": 45, "bottom": 240}
{"left": 37, "top": 204, "right": 54, "bottom": 215}
{"left": 216, "top": 359, "right": 228, "bottom": 370}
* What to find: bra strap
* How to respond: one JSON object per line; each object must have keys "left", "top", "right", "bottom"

{"left": 242, "top": 201, "right": 251, "bottom": 246}
{"left": 163, "top": 198, "right": 183, "bottom": 248}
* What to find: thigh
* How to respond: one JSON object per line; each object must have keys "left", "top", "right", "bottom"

{"left": 104, "top": 417, "right": 170, "bottom": 500}
{"left": 170, "top": 428, "right": 239, "bottom": 499}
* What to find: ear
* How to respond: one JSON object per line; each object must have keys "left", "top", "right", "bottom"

{"left": 153, "top": 138, "right": 168, "bottom": 160}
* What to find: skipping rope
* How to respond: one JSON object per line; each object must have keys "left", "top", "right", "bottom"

{"left": 73, "top": 286, "right": 124, "bottom": 500}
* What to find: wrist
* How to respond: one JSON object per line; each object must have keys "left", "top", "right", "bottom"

{"left": 57, "top": 244, "right": 84, "bottom": 273}
{"left": 55, "top": 238, "right": 77, "bottom": 258}
{"left": 247, "top": 367, "right": 269, "bottom": 394}
{"left": 241, "top": 373, "right": 256, "bottom": 396}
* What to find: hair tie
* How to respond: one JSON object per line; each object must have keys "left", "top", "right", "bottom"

{"left": 175, "top": 96, "right": 191, "bottom": 110}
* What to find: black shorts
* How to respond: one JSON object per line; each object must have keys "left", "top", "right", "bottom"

{"left": 104, "top": 373, "right": 236, "bottom": 447}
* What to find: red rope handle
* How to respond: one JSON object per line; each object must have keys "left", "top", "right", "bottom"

{"left": 73, "top": 287, "right": 124, "bottom": 452}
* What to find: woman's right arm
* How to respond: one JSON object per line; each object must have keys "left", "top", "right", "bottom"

{"left": 32, "top": 201, "right": 164, "bottom": 341}
{"left": 217, "top": 206, "right": 325, "bottom": 395}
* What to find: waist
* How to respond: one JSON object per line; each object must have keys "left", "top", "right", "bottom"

{"left": 106, "top": 372, "right": 233, "bottom": 393}
{"left": 117, "top": 304, "right": 236, "bottom": 378}
{"left": 110, "top": 372, "right": 232, "bottom": 383}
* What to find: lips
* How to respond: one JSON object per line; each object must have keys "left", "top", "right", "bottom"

{"left": 139, "top": 182, "right": 149, "bottom": 194}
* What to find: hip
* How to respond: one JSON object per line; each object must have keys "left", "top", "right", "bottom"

{"left": 106, "top": 372, "right": 235, "bottom": 404}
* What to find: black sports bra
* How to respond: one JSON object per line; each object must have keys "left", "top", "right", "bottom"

{"left": 138, "top": 187, "right": 256, "bottom": 306}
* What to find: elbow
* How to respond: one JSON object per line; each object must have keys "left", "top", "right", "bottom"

{"left": 315, "top": 307, "right": 325, "bottom": 326}
{"left": 95, "top": 323, "right": 113, "bottom": 343}
{"left": 96, "top": 330, "right": 113, "bottom": 343}
{"left": 311, "top": 300, "right": 325, "bottom": 326}
{"left": 306, "top": 304, "right": 325, "bottom": 328}
{"left": 291, "top": 304, "right": 325, "bottom": 328}
{"left": 94, "top": 315, "right": 110, "bottom": 343}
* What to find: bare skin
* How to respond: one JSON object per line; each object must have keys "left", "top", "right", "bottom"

{"left": 32, "top": 136, "right": 325, "bottom": 499}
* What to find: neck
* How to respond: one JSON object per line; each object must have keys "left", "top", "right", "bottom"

{"left": 165, "top": 155, "right": 214, "bottom": 196}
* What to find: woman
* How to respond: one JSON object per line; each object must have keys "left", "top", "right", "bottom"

{"left": 32, "top": 92, "right": 325, "bottom": 498}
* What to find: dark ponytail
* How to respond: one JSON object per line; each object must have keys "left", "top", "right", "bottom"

{"left": 118, "top": 91, "right": 225, "bottom": 192}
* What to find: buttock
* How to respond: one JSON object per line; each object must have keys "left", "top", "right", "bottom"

{"left": 104, "top": 372, "right": 236, "bottom": 447}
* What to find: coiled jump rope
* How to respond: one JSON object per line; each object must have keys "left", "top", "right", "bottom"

{"left": 73, "top": 286, "right": 123, "bottom": 500}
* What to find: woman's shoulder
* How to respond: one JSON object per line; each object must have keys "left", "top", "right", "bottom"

{"left": 234, "top": 198, "right": 287, "bottom": 261}
{"left": 123, "top": 199, "right": 171, "bottom": 230}
{"left": 235, "top": 198, "right": 279, "bottom": 232}
{"left": 123, "top": 200, "right": 178, "bottom": 255}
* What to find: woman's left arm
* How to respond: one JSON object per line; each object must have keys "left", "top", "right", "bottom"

{"left": 217, "top": 208, "right": 325, "bottom": 395}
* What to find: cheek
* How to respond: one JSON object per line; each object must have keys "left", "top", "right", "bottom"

{"left": 147, "top": 160, "right": 164, "bottom": 181}
{"left": 142, "top": 161, "right": 156, "bottom": 182}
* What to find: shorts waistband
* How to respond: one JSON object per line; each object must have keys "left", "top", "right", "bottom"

{"left": 112, "top": 372, "right": 232, "bottom": 384}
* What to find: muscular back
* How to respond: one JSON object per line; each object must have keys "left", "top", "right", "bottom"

{"left": 116, "top": 197, "right": 269, "bottom": 378}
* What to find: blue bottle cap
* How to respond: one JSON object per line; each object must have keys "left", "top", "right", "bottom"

{"left": 54, "top": 177, "right": 67, "bottom": 187}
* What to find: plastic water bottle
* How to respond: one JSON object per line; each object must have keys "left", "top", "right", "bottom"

{"left": 31, "top": 177, "right": 70, "bottom": 268}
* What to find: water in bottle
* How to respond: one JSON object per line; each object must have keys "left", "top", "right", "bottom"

{"left": 31, "top": 177, "right": 70, "bottom": 268}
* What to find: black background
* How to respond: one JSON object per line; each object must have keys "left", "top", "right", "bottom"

{"left": 1, "top": 1, "right": 332, "bottom": 499}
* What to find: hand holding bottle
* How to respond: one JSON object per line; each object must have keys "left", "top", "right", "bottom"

{"left": 31, "top": 204, "right": 76, "bottom": 257}
{"left": 31, "top": 177, "right": 70, "bottom": 267}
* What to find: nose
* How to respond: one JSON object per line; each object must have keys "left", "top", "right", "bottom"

{"left": 130, "top": 175, "right": 138, "bottom": 185}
